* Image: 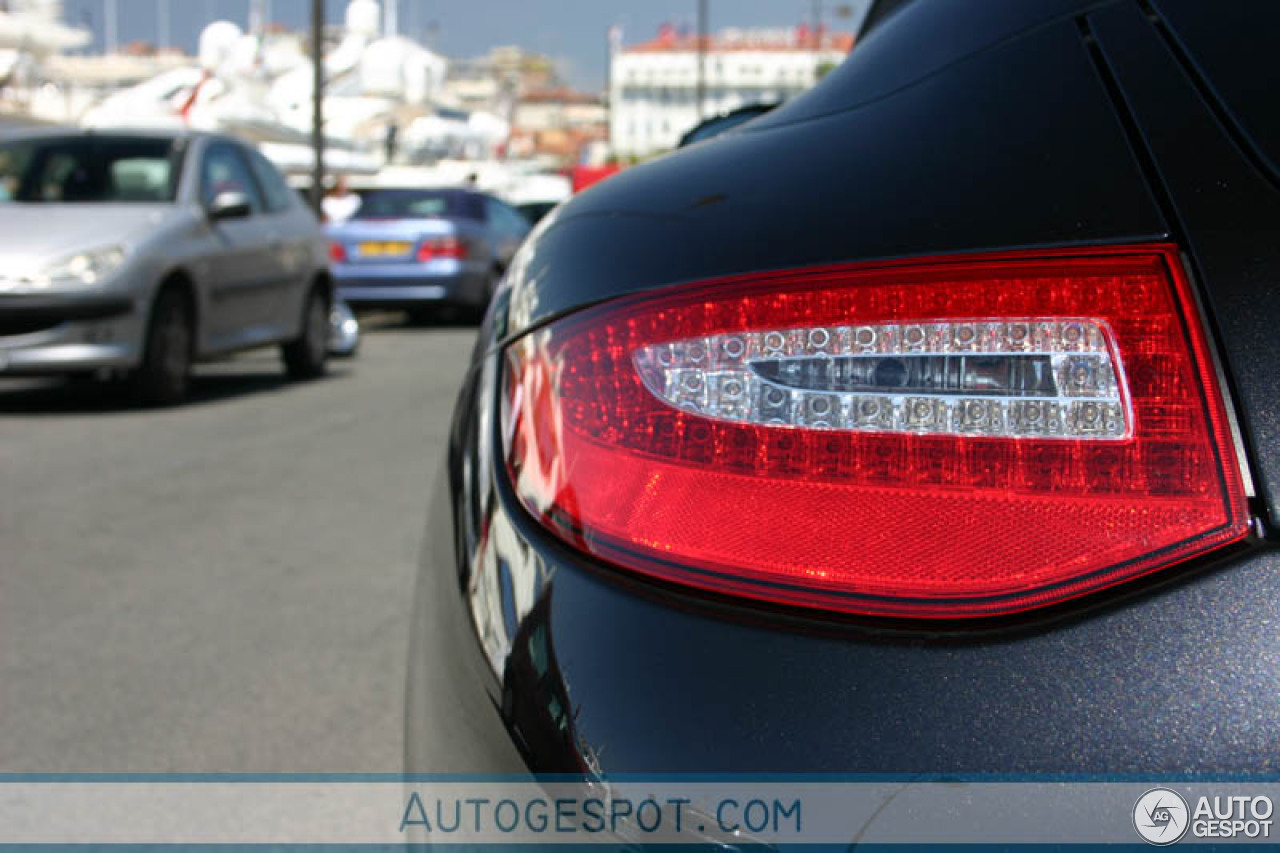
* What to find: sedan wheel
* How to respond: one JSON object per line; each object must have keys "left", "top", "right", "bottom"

{"left": 283, "top": 287, "right": 329, "bottom": 380}
{"left": 132, "top": 288, "right": 192, "bottom": 406}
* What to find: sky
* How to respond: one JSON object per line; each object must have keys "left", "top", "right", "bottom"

{"left": 58, "top": 0, "right": 869, "bottom": 90}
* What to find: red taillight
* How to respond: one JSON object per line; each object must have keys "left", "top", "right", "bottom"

{"left": 501, "top": 245, "right": 1250, "bottom": 619}
{"left": 329, "top": 241, "right": 347, "bottom": 263}
{"left": 417, "top": 236, "right": 467, "bottom": 262}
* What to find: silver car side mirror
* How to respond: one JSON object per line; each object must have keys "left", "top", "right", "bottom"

{"left": 208, "top": 191, "right": 253, "bottom": 221}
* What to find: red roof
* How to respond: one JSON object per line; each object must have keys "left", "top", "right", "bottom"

{"left": 520, "top": 88, "right": 603, "bottom": 106}
{"left": 625, "top": 29, "right": 854, "bottom": 54}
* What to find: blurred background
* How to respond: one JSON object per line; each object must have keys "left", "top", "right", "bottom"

{"left": 0, "top": 0, "right": 865, "bottom": 198}
{"left": 0, "top": 0, "right": 866, "bottom": 772}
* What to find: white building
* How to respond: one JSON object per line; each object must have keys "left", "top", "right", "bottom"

{"left": 609, "top": 26, "right": 853, "bottom": 159}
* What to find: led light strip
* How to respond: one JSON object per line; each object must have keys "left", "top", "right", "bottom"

{"left": 632, "top": 319, "right": 1130, "bottom": 439}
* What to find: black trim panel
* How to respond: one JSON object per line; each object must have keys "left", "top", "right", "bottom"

{"left": 0, "top": 296, "right": 133, "bottom": 337}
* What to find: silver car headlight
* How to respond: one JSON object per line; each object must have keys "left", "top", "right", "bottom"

{"left": 3, "top": 245, "right": 130, "bottom": 293}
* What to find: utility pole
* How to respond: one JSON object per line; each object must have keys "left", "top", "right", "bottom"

{"left": 310, "top": 0, "right": 325, "bottom": 216}
{"left": 157, "top": 0, "right": 169, "bottom": 51}
{"left": 604, "top": 27, "right": 613, "bottom": 155}
{"left": 605, "top": 25, "right": 622, "bottom": 160}
{"left": 696, "top": 0, "right": 708, "bottom": 120}
{"left": 104, "top": 0, "right": 117, "bottom": 54}
{"left": 249, "top": 0, "right": 266, "bottom": 37}
{"left": 384, "top": 0, "right": 398, "bottom": 38}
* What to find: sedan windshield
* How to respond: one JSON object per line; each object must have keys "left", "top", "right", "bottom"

{"left": 0, "top": 136, "right": 183, "bottom": 204}
{"left": 352, "top": 189, "right": 482, "bottom": 221}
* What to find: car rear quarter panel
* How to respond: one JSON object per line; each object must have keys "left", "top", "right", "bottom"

{"left": 1088, "top": 0, "right": 1280, "bottom": 527}
{"left": 506, "top": 17, "right": 1166, "bottom": 333}
{"left": 408, "top": 2, "right": 1280, "bottom": 777}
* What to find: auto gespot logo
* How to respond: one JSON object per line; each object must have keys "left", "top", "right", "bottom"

{"left": 1134, "top": 788, "right": 1274, "bottom": 844}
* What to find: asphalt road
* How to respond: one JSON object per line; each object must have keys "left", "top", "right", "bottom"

{"left": 0, "top": 319, "right": 475, "bottom": 771}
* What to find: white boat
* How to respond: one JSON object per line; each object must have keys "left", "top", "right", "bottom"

{"left": 77, "top": 1, "right": 471, "bottom": 180}
{"left": 8, "top": 0, "right": 532, "bottom": 194}
{"left": 0, "top": 0, "right": 89, "bottom": 54}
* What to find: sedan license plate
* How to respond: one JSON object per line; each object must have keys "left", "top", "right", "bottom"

{"left": 358, "top": 241, "right": 412, "bottom": 258}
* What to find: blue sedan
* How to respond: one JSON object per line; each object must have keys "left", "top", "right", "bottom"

{"left": 326, "top": 188, "right": 530, "bottom": 321}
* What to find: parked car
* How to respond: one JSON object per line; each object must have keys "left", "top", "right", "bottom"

{"left": 328, "top": 298, "right": 360, "bottom": 358}
{"left": 515, "top": 200, "right": 558, "bottom": 226}
{"left": 0, "top": 128, "right": 332, "bottom": 404}
{"left": 406, "top": 0, "right": 1280, "bottom": 831}
{"left": 677, "top": 102, "right": 777, "bottom": 147}
{"left": 326, "top": 187, "right": 529, "bottom": 322}
{"left": 505, "top": 172, "right": 572, "bottom": 226}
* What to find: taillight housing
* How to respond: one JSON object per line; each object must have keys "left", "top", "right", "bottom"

{"left": 417, "top": 236, "right": 467, "bottom": 262}
{"left": 501, "top": 246, "right": 1249, "bottom": 618}
{"left": 328, "top": 241, "right": 347, "bottom": 263}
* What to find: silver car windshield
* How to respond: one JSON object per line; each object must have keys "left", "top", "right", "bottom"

{"left": 0, "top": 136, "right": 184, "bottom": 204}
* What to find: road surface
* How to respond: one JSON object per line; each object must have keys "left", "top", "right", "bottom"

{"left": 0, "top": 320, "right": 474, "bottom": 771}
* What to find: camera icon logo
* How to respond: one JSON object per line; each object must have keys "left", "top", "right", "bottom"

{"left": 1134, "top": 788, "right": 1190, "bottom": 845}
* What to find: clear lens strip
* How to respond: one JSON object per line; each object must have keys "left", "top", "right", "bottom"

{"left": 632, "top": 320, "right": 1129, "bottom": 439}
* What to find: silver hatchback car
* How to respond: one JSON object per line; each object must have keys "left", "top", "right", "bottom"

{"left": 0, "top": 129, "right": 332, "bottom": 404}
